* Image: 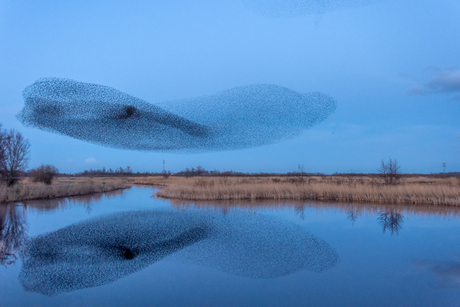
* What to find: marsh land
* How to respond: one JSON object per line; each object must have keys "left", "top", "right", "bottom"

{"left": 0, "top": 177, "right": 128, "bottom": 204}
{"left": 2, "top": 174, "right": 459, "bottom": 207}
{"left": 144, "top": 175, "right": 460, "bottom": 207}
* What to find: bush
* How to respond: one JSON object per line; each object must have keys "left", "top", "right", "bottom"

{"left": 30, "top": 165, "right": 59, "bottom": 185}
{"left": 378, "top": 158, "right": 401, "bottom": 185}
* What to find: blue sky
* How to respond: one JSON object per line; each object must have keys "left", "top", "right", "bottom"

{"left": 0, "top": 0, "right": 459, "bottom": 174}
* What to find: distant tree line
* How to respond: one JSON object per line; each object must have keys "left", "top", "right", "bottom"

{"left": 173, "top": 166, "right": 327, "bottom": 178}
{"left": 63, "top": 166, "right": 163, "bottom": 177}
{"left": 0, "top": 120, "right": 457, "bottom": 185}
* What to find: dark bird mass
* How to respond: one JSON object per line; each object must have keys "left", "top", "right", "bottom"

{"left": 19, "top": 210, "right": 339, "bottom": 296}
{"left": 17, "top": 78, "right": 336, "bottom": 152}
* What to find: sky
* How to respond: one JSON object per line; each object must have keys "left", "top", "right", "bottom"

{"left": 0, "top": 0, "right": 459, "bottom": 174}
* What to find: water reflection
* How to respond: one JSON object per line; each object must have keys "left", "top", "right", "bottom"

{"left": 0, "top": 189, "right": 127, "bottom": 267}
{"left": 21, "top": 188, "right": 126, "bottom": 214}
{"left": 0, "top": 205, "right": 27, "bottom": 266}
{"left": 378, "top": 211, "right": 404, "bottom": 235}
{"left": 415, "top": 259, "right": 460, "bottom": 289}
{"left": 167, "top": 198, "right": 460, "bottom": 219}
{"left": 168, "top": 199, "right": 460, "bottom": 235}
{"left": 294, "top": 205, "right": 306, "bottom": 220}
{"left": 19, "top": 210, "right": 339, "bottom": 296}
{"left": 346, "top": 207, "right": 359, "bottom": 226}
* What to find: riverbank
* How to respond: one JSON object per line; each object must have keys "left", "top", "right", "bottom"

{"left": 152, "top": 176, "right": 460, "bottom": 207}
{"left": 0, "top": 177, "right": 130, "bottom": 204}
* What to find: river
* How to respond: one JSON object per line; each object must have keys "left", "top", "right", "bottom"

{"left": 1, "top": 186, "right": 460, "bottom": 306}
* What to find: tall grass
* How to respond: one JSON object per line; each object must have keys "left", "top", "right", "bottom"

{"left": 155, "top": 176, "right": 460, "bottom": 207}
{"left": 0, "top": 177, "right": 130, "bottom": 204}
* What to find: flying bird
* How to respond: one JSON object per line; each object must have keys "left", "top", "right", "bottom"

{"left": 18, "top": 78, "right": 336, "bottom": 151}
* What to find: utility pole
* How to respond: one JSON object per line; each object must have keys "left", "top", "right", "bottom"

{"left": 163, "top": 160, "right": 165, "bottom": 173}
{"left": 298, "top": 164, "right": 304, "bottom": 175}
{"left": 443, "top": 162, "right": 446, "bottom": 173}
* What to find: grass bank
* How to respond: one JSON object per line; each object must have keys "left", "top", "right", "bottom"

{"left": 0, "top": 177, "right": 131, "bottom": 204}
{"left": 153, "top": 176, "right": 460, "bottom": 207}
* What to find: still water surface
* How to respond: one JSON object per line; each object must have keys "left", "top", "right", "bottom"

{"left": 1, "top": 186, "right": 460, "bottom": 306}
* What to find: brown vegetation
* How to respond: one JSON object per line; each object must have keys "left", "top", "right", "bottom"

{"left": 154, "top": 175, "right": 460, "bottom": 207}
{"left": 0, "top": 177, "right": 130, "bottom": 204}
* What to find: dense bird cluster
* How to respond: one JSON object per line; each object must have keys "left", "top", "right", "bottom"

{"left": 19, "top": 210, "right": 339, "bottom": 296}
{"left": 18, "top": 78, "right": 336, "bottom": 152}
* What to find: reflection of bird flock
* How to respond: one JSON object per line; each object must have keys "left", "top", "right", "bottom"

{"left": 18, "top": 78, "right": 336, "bottom": 152}
{"left": 19, "top": 210, "right": 339, "bottom": 296}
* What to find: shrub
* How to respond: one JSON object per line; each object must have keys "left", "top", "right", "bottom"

{"left": 378, "top": 158, "right": 401, "bottom": 185}
{"left": 30, "top": 165, "right": 59, "bottom": 185}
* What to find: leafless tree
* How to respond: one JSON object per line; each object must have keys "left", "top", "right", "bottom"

{"left": 0, "top": 128, "right": 30, "bottom": 186}
{"left": 378, "top": 157, "right": 401, "bottom": 185}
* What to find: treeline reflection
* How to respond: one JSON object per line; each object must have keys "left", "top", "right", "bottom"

{"left": 0, "top": 205, "right": 27, "bottom": 266}
{"left": 21, "top": 188, "right": 126, "bottom": 213}
{"left": 0, "top": 189, "right": 126, "bottom": 266}
{"left": 170, "top": 199, "right": 460, "bottom": 236}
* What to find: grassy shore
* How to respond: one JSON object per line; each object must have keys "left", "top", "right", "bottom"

{"left": 0, "top": 177, "right": 130, "bottom": 204}
{"left": 151, "top": 176, "right": 460, "bottom": 207}
{"left": 4, "top": 175, "right": 458, "bottom": 207}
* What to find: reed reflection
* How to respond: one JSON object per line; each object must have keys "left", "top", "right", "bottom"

{"left": 21, "top": 188, "right": 126, "bottom": 214}
{"left": 0, "top": 204, "right": 27, "bottom": 266}
{"left": 168, "top": 198, "right": 460, "bottom": 218}
{"left": 167, "top": 198, "right": 460, "bottom": 234}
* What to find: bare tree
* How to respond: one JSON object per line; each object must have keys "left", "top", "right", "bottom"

{"left": 0, "top": 128, "right": 30, "bottom": 186}
{"left": 378, "top": 157, "right": 401, "bottom": 185}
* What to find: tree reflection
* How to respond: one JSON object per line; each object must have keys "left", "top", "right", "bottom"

{"left": 378, "top": 210, "right": 404, "bottom": 235}
{"left": 295, "top": 205, "right": 305, "bottom": 220}
{"left": 0, "top": 205, "right": 28, "bottom": 266}
{"left": 347, "top": 207, "right": 359, "bottom": 225}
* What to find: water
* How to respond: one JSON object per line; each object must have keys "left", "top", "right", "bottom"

{"left": 1, "top": 186, "right": 460, "bottom": 306}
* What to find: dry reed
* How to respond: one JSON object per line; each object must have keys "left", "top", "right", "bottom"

{"left": 0, "top": 177, "right": 130, "bottom": 204}
{"left": 155, "top": 176, "right": 460, "bottom": 207}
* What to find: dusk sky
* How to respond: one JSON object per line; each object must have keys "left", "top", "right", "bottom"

{"left": 1, "top": 0, "right": 459, "bottom": 174}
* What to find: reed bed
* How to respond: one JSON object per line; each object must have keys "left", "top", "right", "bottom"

{"left": 0, "top": 177, "right": 130, "bottom": 204}
{"left": 155, "top": 176, "right": 460, "bottom": 207}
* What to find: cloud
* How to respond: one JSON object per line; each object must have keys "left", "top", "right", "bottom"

{"left": 411, "top": 68, "right": 460, "bottom": 97}
{"left": 427, "top": 69, "right": 460, "bottom": 92}
{"left": 241, "top": 0, "right": 382, "bottom": 18}
{"left": 414, "top": 259, "right": 460, "bottom": 289}
{"left": 408, "top": 86, "right": 426, "bottom": 95}
{"left": 85, "top": 157, "right": 97, "bottom": 164}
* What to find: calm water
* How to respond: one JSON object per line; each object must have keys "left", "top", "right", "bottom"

{"left": 1, "top": 186, "right": 460, "bottom": 306}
